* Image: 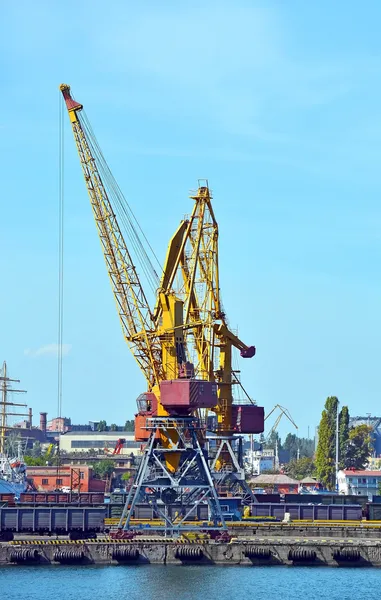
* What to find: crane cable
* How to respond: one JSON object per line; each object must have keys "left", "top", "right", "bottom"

{"left": 56, "top": 90, "right": 65, "bottom": 485}
{"left": 58, "top": 95, "right": 65, "bottom": 423}
{"left": 79, "top": 110, "right": 162, "bottom": 295}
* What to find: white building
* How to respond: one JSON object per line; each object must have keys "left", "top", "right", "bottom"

{"left": 337, "top": 469, "right": 381, "bottom": 496}
{"left": 244, "top": 449, "right": 275, "bottom": 475}
{"left": 59, "top": 431, "right": 141, "bottom": 456}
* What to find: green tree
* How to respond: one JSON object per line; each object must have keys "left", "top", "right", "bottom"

{"left": 109, "top": 423, "right": 117, "bottom": 431}
{"left": 315, "top": 396, "right": 339, "bottom": 490}
{"left": 24, "top": 455, "right": 45, "bottom": 466}
{"left": 298, "top": 438, "right": 315, "bottom": 458}
{"left": 284, "top": 433, "right": 298, "bottom": 460}
{"left": 91, "top": 459, "right": 115, "bottom": 479}
{"left": 124, "top": 420, "right": 134, "bottom": 432}
{"left": 345, "top": 425, "right": 372, "bottom": 469}
{"left": 285, "top": 457, "right": 315, "bottom": 480}
{"left": 97, "top": 420, "right": 107, "bottom": 432}
{"left": 283, "top": 435, "right": 315, "bottom": 460}
{"left": 262, "top": 431, "right": 282, "bottom": 452}
{"left": 30, "top": 441, "right": 42, "bottom": 458}
{"left": 338, "top": 405, "right": 349, "bottom": 469}
{"left": 121, "top": 472, "right": 132, "bottom": 481}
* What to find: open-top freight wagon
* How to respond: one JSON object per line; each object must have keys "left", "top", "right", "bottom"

{"left": 248, "top": 503, "right": 362, "bottom": 521}
{"left": 19, "top": 492, "right": 105, "bottom": 505}
{"left": 0, "top": 507, "right": 106, "bottom": 541}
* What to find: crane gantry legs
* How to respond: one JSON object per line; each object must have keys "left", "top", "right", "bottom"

{"left": 118, "top": 417, "right": 226, "bottom": 534}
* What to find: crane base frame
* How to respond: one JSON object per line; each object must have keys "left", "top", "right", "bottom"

{"left": 118, "top": 417, "right": 227, "bottom": 535}
{"left": 210, "top": 436, "right": 255, "bottom": 504}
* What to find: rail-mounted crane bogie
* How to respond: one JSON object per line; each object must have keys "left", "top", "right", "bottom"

{"left": 60, "top": 83, "right": 264, "bottom": 531}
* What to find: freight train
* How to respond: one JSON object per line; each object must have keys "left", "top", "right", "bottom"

{"left": 1, "top": 492, "right": 381, "bottom": 541}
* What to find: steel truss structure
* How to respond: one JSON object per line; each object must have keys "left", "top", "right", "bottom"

{"left": 118, "top": 417, "right": 227, "bottom": 534}
{"left": 210, "top": 436, "right": 255, "bottom": 504}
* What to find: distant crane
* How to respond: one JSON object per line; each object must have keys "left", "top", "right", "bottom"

{"left": 112, "top": 438, "right": 126, "bottom": 455}
{"left": 265, "top": 404, "right": 298, "bottom": 437}
{"left": 45, "top": 443, "right": 55, "bottom": 459}
{"left": 263, "top": 405, "right": 298, "bottom": 469}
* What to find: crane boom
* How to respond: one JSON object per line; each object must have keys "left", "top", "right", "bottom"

{"left": 60, "top": 84, "right": 164, "bottom": 389}
{"left": 264, "top": 404, "right": 298, "bottom": 438}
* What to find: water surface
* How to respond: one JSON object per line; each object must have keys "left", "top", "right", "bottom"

{"left": 2, "top": 565, "right": 381, "bottom": 600}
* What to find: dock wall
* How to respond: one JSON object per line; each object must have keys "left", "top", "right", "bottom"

{"left": 1, "top": 536, "right": 381, "bottom": 567}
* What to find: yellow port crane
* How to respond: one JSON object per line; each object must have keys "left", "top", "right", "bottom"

{"left": 60, "top": 83, "right": 264, "bottom": 527}
{"left": 60, "top": 84, "right": 227, "bottom": 532}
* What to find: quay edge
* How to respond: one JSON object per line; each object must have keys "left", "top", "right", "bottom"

{"left": 1, "top": 537, "right": 381, "bottom": 567}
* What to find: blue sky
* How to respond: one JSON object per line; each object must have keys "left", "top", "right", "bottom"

{"left": 1, "top": 1, "right": 381, "bottom": 439}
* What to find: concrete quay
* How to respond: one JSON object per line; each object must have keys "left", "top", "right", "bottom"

{"left": 1, "top": 533, "right": 381, "bottom": 567}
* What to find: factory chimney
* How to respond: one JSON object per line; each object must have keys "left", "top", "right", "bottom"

{"left": 40, "top": 412, "right": 47, "bottom": 434}
{"left": 28, "top": 407, "right": 33, "bottom": 429}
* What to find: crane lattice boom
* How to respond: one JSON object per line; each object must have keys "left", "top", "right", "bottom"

{"left": 60, "top": 84, "right": 163, "bottom": 389}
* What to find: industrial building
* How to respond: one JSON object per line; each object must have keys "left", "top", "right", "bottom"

{"left": 59, "top": 431, "right": 141, "bottom": 455}
{"left": 27, "top": 465, "right": 105, "bottom": 492}
{"left": 244, "top": 449, "right": 275, "bottom": 474}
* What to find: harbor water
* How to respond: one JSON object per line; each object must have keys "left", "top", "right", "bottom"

{"left": 2, "top": 565, "right": 381, "bottom": 600}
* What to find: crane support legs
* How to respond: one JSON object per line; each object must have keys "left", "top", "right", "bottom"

{"left": 118, "top": 417, "right": 227, "bottom": 535}
{"left": 210, "top": 436, "right": 255, "bottom": 505}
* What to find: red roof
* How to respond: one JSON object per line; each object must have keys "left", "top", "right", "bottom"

{"left": 343, "top": 470, "right": 381, "bottom": 476}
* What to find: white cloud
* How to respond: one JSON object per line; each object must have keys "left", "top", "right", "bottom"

{"left": 24, "top": 344, "right": 72, "bottom": 358}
